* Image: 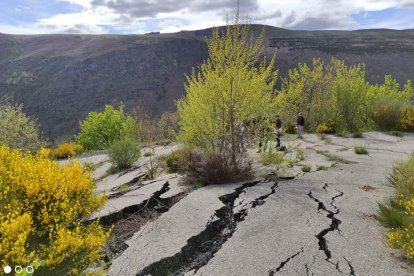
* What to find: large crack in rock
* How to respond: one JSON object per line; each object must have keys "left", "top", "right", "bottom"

{"left": 307, "top": 189, "right": 343, "bottom": 272}
{"left": 96, "top": 181, "right": 188, "bottom": 260}
{"left": 268, "top": 247, "right": 304, "bottom": 275}
{"left": 136, "top": 179, "right": 279, "bottom": 276}
{"left": 98, "top": 182, "right": 171, "bottom": 226}
{"left": 307, "top": 185, "right": 358, "bottom": 275}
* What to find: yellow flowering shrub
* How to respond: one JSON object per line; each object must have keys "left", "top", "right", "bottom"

{"left": 316, "top": 123, "right": 334, "bottom": 134}
{"left": 387, "top": 198, "right": 414, "bottom": 258}
{"left": 401, "top": 106, "right": 414, "bottom": 131}
{"left": 51, "top": 143, "right": 83, "bottom": 159}
{"left": 0, "top": 146, "right": 109, "bottom": 274}
{"left": 384, "top": 154, "right": 414, "bottom": 259}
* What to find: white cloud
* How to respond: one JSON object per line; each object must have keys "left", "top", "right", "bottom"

{"left": 398, "top": 0, "right": 414, "bottom": 7}
{"left": 1, "top": 0, "right": 413, "bottom": 34}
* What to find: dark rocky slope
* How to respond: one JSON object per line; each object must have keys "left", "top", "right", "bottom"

{"left": 0, "top": 25, "right": 413, "bottom": 140}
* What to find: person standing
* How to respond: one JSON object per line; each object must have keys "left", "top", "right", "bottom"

{"left": 275, "top": 115, "right": 282, "bottom": 148}
{"left": 297, "top": 112, "right": 305, "bottom": 139}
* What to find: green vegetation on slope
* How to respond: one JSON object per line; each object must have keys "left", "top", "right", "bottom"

{"left": 379, "top": 155, "right": 414, "bottom": 259}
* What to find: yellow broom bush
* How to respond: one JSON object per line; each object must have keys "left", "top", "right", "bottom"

{"left": 0, "top": 146, "right": 109, "bottom": 274}
{"left": 401, "top": 106, "right": 414, "bottom": 131}
{"left": 387, "top": 198, "right": 414, "bottom": 258}
{"left": 382, "top": 154, "right": 414, "bottom": 259}
{"left": 52, "top": 143, "right": 84, "bottom": 159}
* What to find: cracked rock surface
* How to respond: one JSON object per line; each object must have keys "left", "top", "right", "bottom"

{"left": 104, "top": 132, "right": 414, "bottom": 275}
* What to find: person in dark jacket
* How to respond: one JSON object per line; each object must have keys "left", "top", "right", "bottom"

{"left": 275, "top": 115, "right": 282, "bottom": 147}
{"left": 297, "top": 112, "right": 305, "bottom": 139}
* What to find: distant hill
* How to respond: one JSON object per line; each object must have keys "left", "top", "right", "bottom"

{"left": 0, "top": 25, "right": 413, "bottom": 140}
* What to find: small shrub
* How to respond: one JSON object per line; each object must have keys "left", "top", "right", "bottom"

{"left": 52, "top": 143, "right": 83, "bottom": 159}
{"left": 155, "top": 139, "right": 171, "bottom": 146}
{"left": 164, "top": 149, "right": 190, "bottom": 173}
{"left": 301, "top": 165, "right": 311, "bottom": 173}
{"left": 84, "top": 162, "right": 96, "bottom": 172}
{"left": 336, "top": 130, "right": 350, "bottom": 137}
{"left": 109, "top": 138, "right": 141, "bottom": 170}
{"left": 352, "top": 131, "right": 363, "bottom": 138}
{"left": 389, "top": 131, "right": 403, "bottom": 137}
{"left": 316, "top": 123, "right": 335, "bottom": 134}
{"left": 316, "top": 150, "right": 356, "bottom": 164}
{"left": 354, "top": 145, "right": 368, "bottom": 155}
{"left": 181, "top": 151, "right": 252, "bottom": 185}
{"left": 368, "top": 97, "right": 405, "bottom": 131}
{"left": 284, "top": 121, "right": 297, "bottom": 134}
{"left": 378, "top": 201, "right": 405, "bottom": 228}
{"left": 381, "top": 154, "right": 414, "bottom": 259}
{"left": 401, "top": 106, "right": 414, "bottom": 130}
{"left": 37, "top": 147, "right": 53, "bottom": 158}
{"left": 193, "top": 181, "right": 204, "bottom": 190}
{"left": 0, "top": 146, "right": 109, "bottom": 274}
{"left": 164, "top": 150, "right": 183, "bottom": 173}
{"left": 0, "top": 104, "right": 46, "bottom": 151}
{"left": 76, "top": 103, "right": 136, "bottom": 150}
{"left": 316, "top": 165, "right": 328, "bottom": 171}
{"left": 295, "top": 148, "right": 305, "bottom": 161}
{"left": 260, "top": 147, "right": 284, "bottom": 165}
{"left": 145, "top": 165, "right": 157, "bottom": 180}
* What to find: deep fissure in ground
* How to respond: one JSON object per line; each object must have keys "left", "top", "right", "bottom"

{"left": 307, "top": 185, "right": 357, "bottom": 275}
{"left": 136, "top": 179, "right": 279, "bottom": 276}
{"left": 97, "top": 181, "right": 188, "bottom": 260}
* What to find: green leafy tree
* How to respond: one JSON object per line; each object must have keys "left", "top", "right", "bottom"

{"left": 177, "top": 16, "right": 278, "bottom": 165}
{"left": 277, "top": 58, "right": 369, "bottom": 132}
{"left": 75, "top": 103, "right": 135, "bottom": 150}
{"left": 277, "top": 59, "right": 333, "bottom": 129}
{"left": 0, "top": 104, "right": 45, "bottom": 151}
{"left": 158, "top": 112, "right": 179, "bottom": 140}
{"left": 367, "top": 76, "right": 413, "bottom": 130}
{"left": 331, "top": 59, "right": 368, "bottom": 131}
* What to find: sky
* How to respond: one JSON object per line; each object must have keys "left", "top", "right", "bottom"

{"left": 0, "top": 0, "right": 413, "bottom": 34}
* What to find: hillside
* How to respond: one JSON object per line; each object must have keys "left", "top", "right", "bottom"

{"left": 0, "top": 25, "right": 414, "bottom": 140}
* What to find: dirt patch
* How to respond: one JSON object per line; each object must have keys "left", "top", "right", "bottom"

{"left": 360, "top": 185, "right": 376, "bottom": 192}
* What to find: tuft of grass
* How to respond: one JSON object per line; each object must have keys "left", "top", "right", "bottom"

{"left": 354, "top": 145, "right": 368, "bottom": 155}
{"left": 389, "top": 131, "right": 403, "bottom": 137}
{"left": 336, "top": 131, "right": 350, "bottom": 138}
{"left": 301, "top": 165, "right": 311, "bottom": 173}
{"left": 260, "top": 147, "right": 284, "bottom": 165}
{"left": 295, "top": 148, "right": 305, "bottom": 162}
{"left": 193, "top": 181, "right": 204, "bottom": 190}
{"left": 377, "top": 154, "right": 414, "bottom": 259}
{"left": 378, "top": 201, "right": 406, "bottom": 228}
{"left": 84, "top": 162, "right": 96, "bottom": 172}
{"left": 316, "top": 150, "right": 356, "bottom": 164}
{"left": 318, "top": 134, "right": 332, "bottom": 144}
{"left": 118, "top": 183, "right": 129, "bottom": 191}
{"left": 316, "top": 165, "right": 328, "bottom": 171}
{"left": 155, "top": 139, "right": 171, "bottom": 146}
{"left": 352, "top": 131, "right": 363, "bottom": 138}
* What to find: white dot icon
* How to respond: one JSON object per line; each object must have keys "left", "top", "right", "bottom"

{"left": 3, "top": 265, "right": 12, "bottom": 274}
{"left": 26, "top": 266, "right": 34, "bottom": 273}
{"left": 15, "top": 266, "right": 23, "bottom": 273}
